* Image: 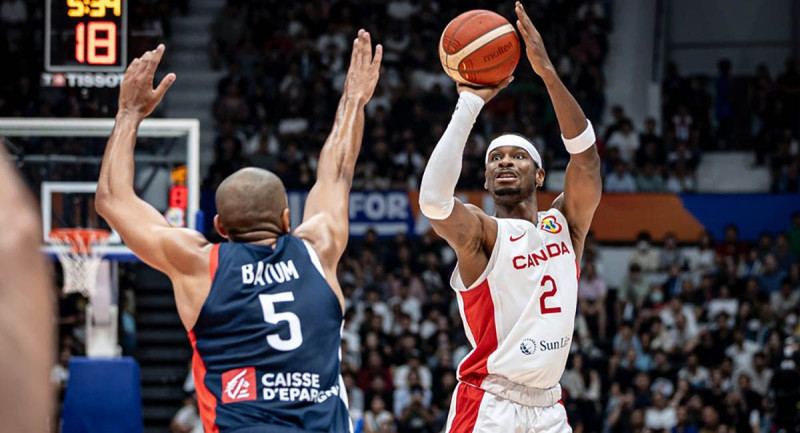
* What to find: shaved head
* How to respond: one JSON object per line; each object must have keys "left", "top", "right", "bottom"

{"left": 215, "top": 168, "right": 289, "bottom": 242}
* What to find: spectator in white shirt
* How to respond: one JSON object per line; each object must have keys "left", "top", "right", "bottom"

{"left": 606, "top": 119, "right": 640, "bottom": 163}
{"left": 665, "top": 166, "right": 696, "bottom": 193}
{"left": 392, "top": 369, "right": 432, "bottom": 417}
{"left": 630, "top": 232, "right": 661, "bottom": 273}
{"left": 684, "top": 232, "right": 716, "bottom": 280}
{"left": 171, "top": 396, "right": 203, "bottom": 433}
{"left": 604, "top": 161, "right": 638, "bottom": 193}
{"left": 364, "top": 395, "right": 393, "bottom": 433}
{"left": 707, "top": 285, "right": 739, "bottom": 320}
{"left": 770, "top": 278, "right": 800, "bottom": 315}
{"left": 677, "top": 353, "right": 711, "bottom": 389}
{"left": 743, "top": 352, "right": 773, "bottom": 396}
{"left": 644, "top": 391, "right": 677, "bottom": 430}
{"left": 343, "top": 373, "right": 365, "bottom": 425}
{"left": 393, "top": 352, "right": 432, "bottom": 391}
{"left": 660, "top": 299, "right": 699, "bottom": 338}
{"left": 725, "top": 329, "right": 761, "bottom": 373}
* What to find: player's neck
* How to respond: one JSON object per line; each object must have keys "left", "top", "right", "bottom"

{"left": 232, "top": 230, "right": 283, "bottom": 247}
{"left": 494, "top": 196, "right": 539, "bottom": 224}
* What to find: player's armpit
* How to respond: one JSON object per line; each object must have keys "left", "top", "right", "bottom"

{"left": 294, "top": 189, "right": 347, "bottom": 271}
{"left": 429, "top": 199, "right": 497, "bottom": 285}
{"left": 430, "top": 199, "right": 492, "bottom": 251}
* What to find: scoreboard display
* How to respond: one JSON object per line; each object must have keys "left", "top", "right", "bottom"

{"left": 46, "top": 0, "right": 127, "bottom": 72}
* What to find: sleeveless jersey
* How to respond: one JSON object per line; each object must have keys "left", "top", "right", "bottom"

{"left": 189, "top": 236, "right": 351, "bottom": 433}
{"left": 451, "top": 208, "right": 580, "bottom": 391}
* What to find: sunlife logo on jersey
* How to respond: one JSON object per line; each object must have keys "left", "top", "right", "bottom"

{"left": 520, "top": 338, "right": 537, "bottom": 355}
{"left": 520, "top": 336, "right": 571, "bottom": 356}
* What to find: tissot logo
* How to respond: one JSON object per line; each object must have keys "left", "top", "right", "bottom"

{"left": 222, "top": 367, "right": 257, "bottom": 403}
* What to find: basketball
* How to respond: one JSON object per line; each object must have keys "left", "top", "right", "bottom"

{"left": 439, "top": 10, "right": 521, "bottom": 86}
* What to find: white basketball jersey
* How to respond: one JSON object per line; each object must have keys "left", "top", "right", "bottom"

{"left": 451, "top": 208, "right": 579, "bottom": 391}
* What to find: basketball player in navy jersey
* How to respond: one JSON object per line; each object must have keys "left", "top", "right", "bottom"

{"left": 96, "top": 32, "right": 382, "bottom": 433}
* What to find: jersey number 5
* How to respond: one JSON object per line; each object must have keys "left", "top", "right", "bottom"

{"left": 259, "top": 292, "right": 303, "bottom": 351}
{"left": 539, "top": 275, "right": 562, "bottom": 314}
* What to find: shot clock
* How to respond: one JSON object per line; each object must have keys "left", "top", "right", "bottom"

{"left": 45, "top": 0, "right": 128, "bottom": 72}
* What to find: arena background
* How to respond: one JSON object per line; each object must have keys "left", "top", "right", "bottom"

{"left": 1, "top": 0, "right": 800, "bottom": 432}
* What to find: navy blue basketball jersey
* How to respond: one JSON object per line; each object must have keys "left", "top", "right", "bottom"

{"left": 188, "top": 235, "right": 351, "bottom": 433}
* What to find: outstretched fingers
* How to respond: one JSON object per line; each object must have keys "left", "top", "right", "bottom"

{"left": 371, "top": 44, "right": 383, "bottom": 70}
{"left": 146, "top": 44, "right": 166, "bottom": 75}
{"left": 361, "top": 30, "right": 372, "bottom": 66}
{"left": 154, "top": 73, "right": 177, "bottom": 100}
{"left": 515, "top": 2, "right": 540, "bottom": 39}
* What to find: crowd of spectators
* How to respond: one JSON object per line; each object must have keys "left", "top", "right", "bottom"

{"left": 5, "top": 0, "right": 800, "bottom": 431}
{"left": 660, "top": 59, "right": 800, "bottom": 194}
{"left": 204, "top": 0, "right": 611, "bottom": 192}
{"left": 322, "top": 217, "right": 800, "bottom": 433}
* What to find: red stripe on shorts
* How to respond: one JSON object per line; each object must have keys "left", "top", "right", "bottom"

{"left": 457, "top": 279, "right": 498, "bottom": 386}
{"left": 450, "top": 382, "right": 485, "bottom": 433}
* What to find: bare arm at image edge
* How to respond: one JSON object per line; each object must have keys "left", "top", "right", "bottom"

{"left": 0, "top": 145, "right": 54, "bottom": 432}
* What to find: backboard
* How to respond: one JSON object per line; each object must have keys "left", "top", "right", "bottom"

{"left": 0, "top": 117, "right": 202, "bottom": 262}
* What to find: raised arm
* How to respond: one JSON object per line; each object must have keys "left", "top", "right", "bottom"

{"left": 0, "top": 145, "right": 54, "bottom": 433}
{"left": 418, "top": 80, "right": 510, "bottom": 287}
{"left": 95, "top": 45, "right": 209, "bottom": 278}
{"left": 294, "top": 30, "right": 382, "bottom": 269}
{"left": 516, "top": 2, "right": 602, "bottom": 260}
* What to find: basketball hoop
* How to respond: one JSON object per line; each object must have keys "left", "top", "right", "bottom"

{"left": 50, "top": 228, "right": 110, "bottom": 298}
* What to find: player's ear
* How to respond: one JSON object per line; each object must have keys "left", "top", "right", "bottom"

{"left": 536, "top": 168, "right": 546, "bottom": 188}
{"left": 213, "top": 215, "right": 229, "bottom": 240}
{"left": 282, "top": 208, "right": 291, "bottom": 233}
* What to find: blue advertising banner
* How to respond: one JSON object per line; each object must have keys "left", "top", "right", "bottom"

{"left": 287, "top": 191, "right": 416, "bottom": 237}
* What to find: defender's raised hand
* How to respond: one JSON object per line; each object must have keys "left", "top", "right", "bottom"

{"left": 343, "top": 29, "right": 383, "bottom": 103}
{"left": 119, "top": 44, "right": 176, "bottom": 119}
{"left": 515, "top": 2, "right": 556, "bottom": 80}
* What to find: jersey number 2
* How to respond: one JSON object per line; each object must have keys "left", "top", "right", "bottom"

{"left": 539, "top": 275, "right": 562, "bottom": 314}
{"left": 259, "top": 292, "right": 303, "bottom": 351}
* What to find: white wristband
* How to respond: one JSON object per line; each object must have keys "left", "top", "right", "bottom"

{"left": 561, "top": 120, "right": 596, "bottom": 154}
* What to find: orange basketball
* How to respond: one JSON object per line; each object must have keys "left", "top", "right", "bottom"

{"left": 439, "top": 10, "right": 521, "bottom": 86}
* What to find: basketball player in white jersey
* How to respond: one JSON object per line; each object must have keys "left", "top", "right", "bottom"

{"left": 419, "top": 3, "right": 601, "bottom": 432}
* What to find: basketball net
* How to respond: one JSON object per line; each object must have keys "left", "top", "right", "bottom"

{"left": 49, "top": 228, "right": 110, "bottom": 298}
{"left": 51, "top": 229, "right": 120, "bottom": 357}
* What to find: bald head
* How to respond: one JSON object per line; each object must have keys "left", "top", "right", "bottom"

{"left": 215, "top": 168, "right": 288, "bottom": 242}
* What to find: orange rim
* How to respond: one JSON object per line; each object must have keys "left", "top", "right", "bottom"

{"left": 49, "top": 228, "right": 110, "bottom": 254}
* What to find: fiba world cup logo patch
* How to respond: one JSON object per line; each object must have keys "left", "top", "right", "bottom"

{"left": 520, "top": 338, "right": 537, "bottom": 356}
{"left": 540, "top": 216, "right": 562, "bottom": 234}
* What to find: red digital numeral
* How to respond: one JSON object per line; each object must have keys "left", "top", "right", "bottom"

{"left": 169, "top": 185, "right": 189, "bottom": 210}
{"left": 75, "top": 21, "right": 117, "bottom": 65}
{"left": 539, "top": 275, "right": 561, "bottom": 314}
{"left": 75, "top": 23, "right": 85, "bottom": 63}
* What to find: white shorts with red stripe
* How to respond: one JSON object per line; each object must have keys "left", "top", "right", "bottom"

{"left": 445, "top": 382, "right": 571, "bottom": 433}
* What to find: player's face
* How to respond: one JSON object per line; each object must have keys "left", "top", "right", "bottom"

{"left": 484, "top": 146, "right": 543, "bottom": 203}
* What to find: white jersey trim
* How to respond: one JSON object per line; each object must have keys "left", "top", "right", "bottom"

{"left": 301, "top": 239, "right": 326, "bottom": 278}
